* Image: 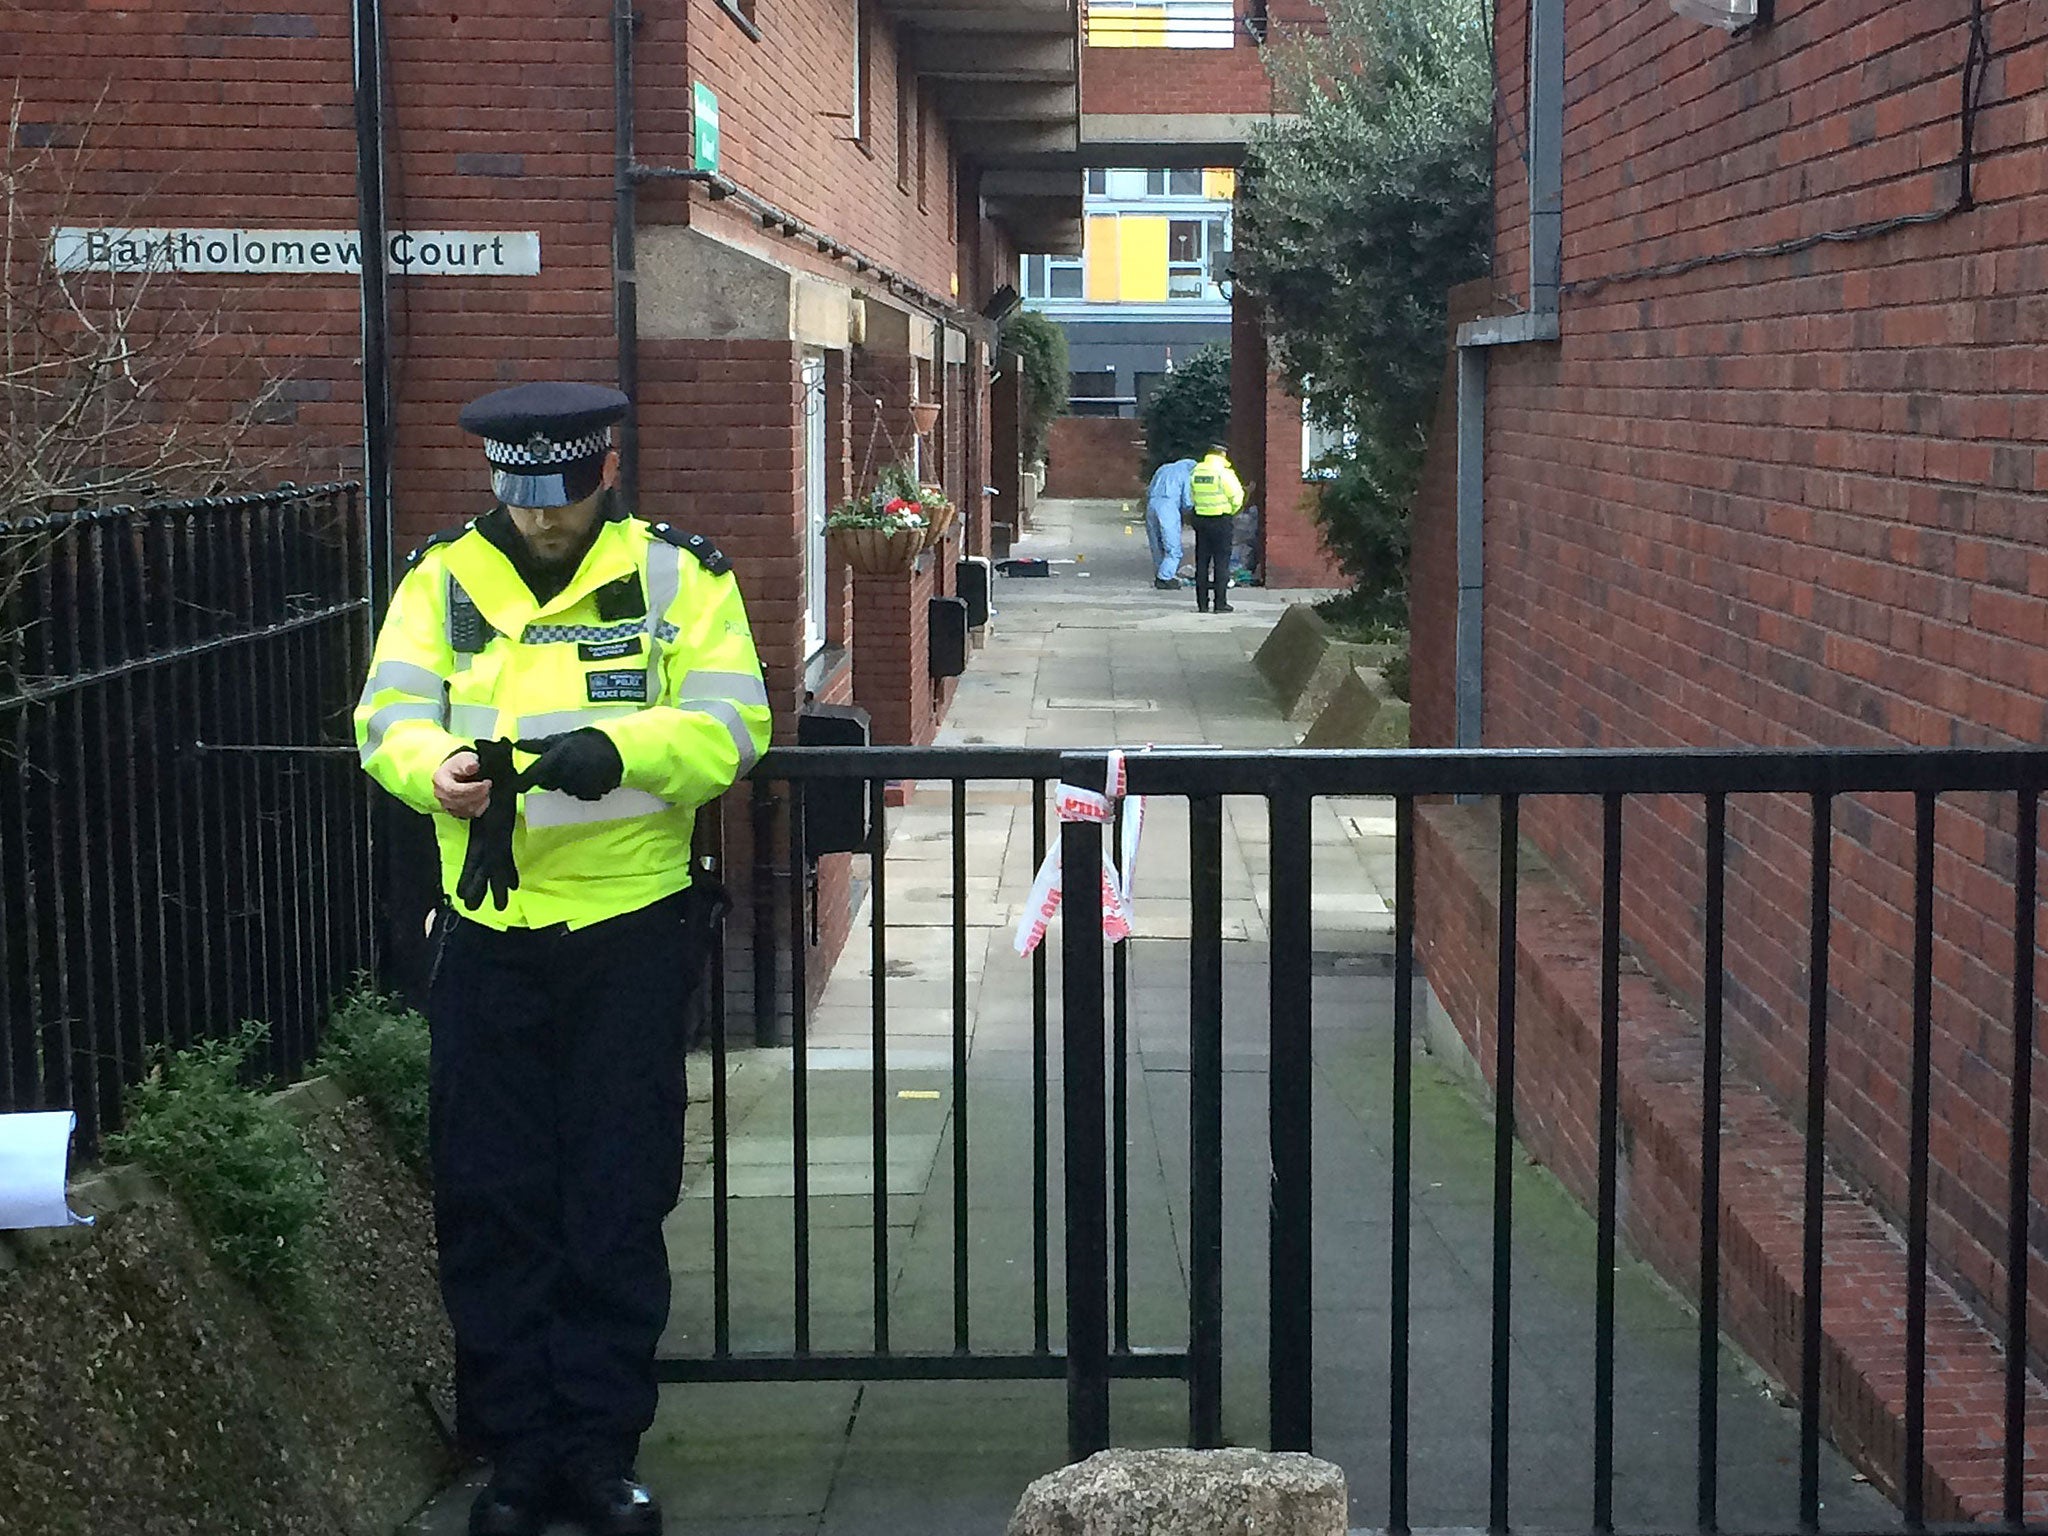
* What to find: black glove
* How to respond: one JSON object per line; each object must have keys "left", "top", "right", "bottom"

{"left": 514, "top": 729, "right": 625, "bottom": 802}
{"left": 455, "top": 738, "right": 521, "bottom": 912}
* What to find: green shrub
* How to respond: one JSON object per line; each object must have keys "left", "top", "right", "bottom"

{"left": 320, "top": 985, "right": 431, "bottom": 1174}
{"left": 1141, "top": 344, "right": 1233, "bottom": 473}
{"left": 106, "top": 1022, "right": 326, "bottom": 1308}
{"left": 1382, "top": 641, "right": 1411, "bottom": 702}
{"left": 998, "top": 310, "right": 1068, "bottom": 467}
{"left": 1311, "top": 432, "right": 1422, "bottom": 614}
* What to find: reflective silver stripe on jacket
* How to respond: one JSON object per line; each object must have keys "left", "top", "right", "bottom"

{"left": 359, "top": 700, "right": 446, "bottom": 763}
{"left": 521, "top": 786, "right": 675, "bottom": 828}
{"left": 514, "top": 705, "right": 641, "bottom": 740}
{"left": 679, "top": 696, "right": 761, "bottom": 775}
{"left": 679, "top": 670, "right": 770, "bottom": 709}
{"left": 361, "top": 658, "right": 446, "bottom": 703}
{"left": 643, "top": 540, "right": 685, "bottom": 696}
{"left": 448, "top": 704, "right": 499, "bottom": 738}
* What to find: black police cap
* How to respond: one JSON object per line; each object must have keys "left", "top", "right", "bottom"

{"left": 458, "top": 381, "right": 629, "bottom": 470}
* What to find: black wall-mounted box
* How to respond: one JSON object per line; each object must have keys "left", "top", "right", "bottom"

{"left": 956, "top": 557, "right": 992, "bottom": 627}
{"left": 796, "top": 702, "right": 870, "bottom": 855}
{"left": 929, "top": 596, "right": 969, "bottom": 679}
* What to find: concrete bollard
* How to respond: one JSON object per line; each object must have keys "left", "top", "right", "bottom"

{"left": 1006, "top": 1448, "right": 1348, "bottom": 1536}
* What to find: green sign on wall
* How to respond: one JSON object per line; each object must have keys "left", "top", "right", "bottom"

{"left": 692, "top": 83, "right": 721, "bottom": 175}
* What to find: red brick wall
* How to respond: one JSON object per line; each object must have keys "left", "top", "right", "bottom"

{"left": 1258, "top": 371, "right": 1344, "bottom": 589}
{"left": 1440, "top": 0, "right": 2048, "bottom": 1374}
{"left": 1080, "top": 44, "right": 1272, "bottom": 117}
{"left": 1045, "top": 416, "right": 1146, "bottom": 499}
{"left": 850, "top": 561, "right": 935, "bottom": 746}
{"left": 639, "top": 339, "right": 809, "bottom": 732}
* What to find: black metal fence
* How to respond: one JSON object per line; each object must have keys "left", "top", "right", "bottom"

{"left": 0, "top": 483, "right": 374, "bottom": 1149}
{"left": 670, "top": 743, "right": 2048, "bottom": 1532}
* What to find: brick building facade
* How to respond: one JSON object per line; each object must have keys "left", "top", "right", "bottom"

{"left": 7, "top": 0, "right": 1083, "bottom": 1024}
{"left": 1410, "top": 0, "right": 2048, "bottom": 1514}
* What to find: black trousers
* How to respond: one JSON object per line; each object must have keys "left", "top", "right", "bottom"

{"left": 428, "top": 890, "right": 693, "bottom": 1477}
{"left": 1193, "top": 515, "right": 1234, "bottom": 611}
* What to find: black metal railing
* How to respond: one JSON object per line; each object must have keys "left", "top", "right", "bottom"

{"left": 668, "top": 743, "right": 2048, "bottom": 1533}
{"left": 0, "top": 483, "right": 373, "bottom": 1149}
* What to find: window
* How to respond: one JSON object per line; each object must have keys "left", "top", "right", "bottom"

{"left": 1169, "top": 167, "right": 1203, "bottom": 195}
{"left": 1302, "top": 400, "right": 1357, "bottom": 479}
{"left": 852, "top": 1, "right": 867, "bottom": 141}
{"left": 1086, "top": 168, "right": 1108, "bottom": 196}
{"left": 718, "top": 0, "right": 760, "bottom": 37}
{"left": 1167, "top": 217, "right": 1228, "bottom": 299}
{"left": 916, "top": 81, "right": 929, "bottom": 210}
{"left": 897, "top": 55, "right": 914, "bottom": 190}
{"left": 802, "top": 353, "right": 829, "bottom": 655}
{"left": 1069, "top": 370, "right": 1123, "bottom": 417}
{"left": 1022, "top": 255, "right": 1084, "bottom": 300}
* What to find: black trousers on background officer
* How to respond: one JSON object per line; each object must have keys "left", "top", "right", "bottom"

{"left": 428, "top": 891, "right": 694, "bottom": 1481}
{"left": 1193, "top": 515, "right": 1234, "bottom": 613}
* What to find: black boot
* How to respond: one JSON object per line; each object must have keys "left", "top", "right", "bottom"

{"left": 469, "top": 1468, "right": 552, "bottom": 1536}
{"left": 564, "top": 1468, "right": 662, "bottom": 1535}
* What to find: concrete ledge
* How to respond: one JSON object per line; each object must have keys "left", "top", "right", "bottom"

{"left": 1254, "top": 604, "right": 1401, "bottom": 725}
{"left": 1415, "top": 802, "right": 2048, "bottom": 1521}
{"left": 1299, "top": 665, "right": 1410, "bottom": 749}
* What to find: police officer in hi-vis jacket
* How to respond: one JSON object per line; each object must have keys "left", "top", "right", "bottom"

{"left": 355, "top": 382, "right": 770, "bottom": 1536}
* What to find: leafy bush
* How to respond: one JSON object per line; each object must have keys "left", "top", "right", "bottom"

{"left": 106, "top": 1022, "right": 326, "bottom": 1308}
{"left": 1235, "top": 0, "right": 1492, "bottom": 597}
{"left": 320, "top": 986, "right": 433, "bottom": 1174}
{"left": 1141, "top": 344, "right": 1233, "bottom": 473}
{"left": 1311, "top": 432, "right": 1424, "bottom": 609}
{"left": 1382, "top": 642, "right": 1411, "bottom": 702}
{"left": 998, "top": 310, "right": 1069, "bottom": 467}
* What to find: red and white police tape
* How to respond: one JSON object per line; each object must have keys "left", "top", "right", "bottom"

{"left": 1014, "top": 749, "right": 1146, "bottom": 955}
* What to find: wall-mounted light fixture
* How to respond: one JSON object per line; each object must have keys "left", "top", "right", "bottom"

{"left": 1668, "top": 0, "right": 1771, "bottom": 31}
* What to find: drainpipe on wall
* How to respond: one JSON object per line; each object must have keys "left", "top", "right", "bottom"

{"left": 351, "top": 0, "right": 393, "bottom": 617}
{"left": 1451, "top": 0, "right": 1562, "bottom": 749}
{"left": 612, "top": 0, "right": 641, "bottom": 507}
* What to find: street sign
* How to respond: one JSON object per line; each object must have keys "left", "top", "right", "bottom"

{"left": 693, "top": 83, "right": 721, "bottom": 174}
{"left": 50, "top": 226, "right": 541, "bottom": 276}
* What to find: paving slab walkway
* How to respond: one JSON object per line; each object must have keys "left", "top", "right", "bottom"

{"left": 410, "top": 499, "right": 1895, "bottom": 1536}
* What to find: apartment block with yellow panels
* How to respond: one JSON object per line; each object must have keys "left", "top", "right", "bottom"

{"left": 1021, "top": 167, "right": 1235, "bottom": 418}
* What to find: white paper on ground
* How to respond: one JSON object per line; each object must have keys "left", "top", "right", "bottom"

{"left": 0, "top": 1111, "right": 93, "bottom": 1229}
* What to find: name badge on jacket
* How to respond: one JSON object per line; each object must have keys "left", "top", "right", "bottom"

{"left": 586, "top": 669, "right": 649, "bottom": 703}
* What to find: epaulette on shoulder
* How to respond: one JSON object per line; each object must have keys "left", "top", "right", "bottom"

{"left": 405, "top": 519, "right": 476, "bottom": 568}
{"left": 651, "top": 522, "right": 732, "bottom": 576}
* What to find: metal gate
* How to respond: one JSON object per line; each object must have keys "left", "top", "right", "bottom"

{"left": 664, "top": 742, "right": 2048, "bottom": 1532}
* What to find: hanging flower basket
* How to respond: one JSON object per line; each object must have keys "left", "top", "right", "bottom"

{"left": 918, "top": 487, "right": 957, "bottom": 543}
{"left": 907, "top": 399, "right": 942, "bottom": 437}
{"left": 828, "top": 483, "right": 929, "bottom": 575}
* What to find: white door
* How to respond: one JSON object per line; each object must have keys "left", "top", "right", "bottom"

{"left": 802, "top": 352, "right": 828, "bottom": 658}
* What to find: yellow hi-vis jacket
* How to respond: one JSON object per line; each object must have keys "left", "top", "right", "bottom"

{"left": 354, "top": 511, "right": 771, "bottom": 930}
{"left": 1189, "top": 451, "right": 1244, "bottom": 518}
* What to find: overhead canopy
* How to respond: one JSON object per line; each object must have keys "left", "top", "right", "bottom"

{"left": 884, "top": 0, "right": 1085, "bottom": 254}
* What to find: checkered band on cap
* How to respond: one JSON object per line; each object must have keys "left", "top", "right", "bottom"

{"left": 483, "top": 427, "right": 613, "bottom": 468}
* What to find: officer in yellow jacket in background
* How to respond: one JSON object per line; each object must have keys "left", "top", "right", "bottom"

{"left": 1188, "top": 438, "right": 1245, "bottom": 614}
{"left": 355, "top": 382, "right": 770, "bottom": 1536}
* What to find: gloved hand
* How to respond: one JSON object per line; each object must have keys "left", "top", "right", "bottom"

{"left": 514, "top": 729, "right": 625, "bottom": 802}
{"left": 455, "top": 738, "right": 521, "bottom": 912}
